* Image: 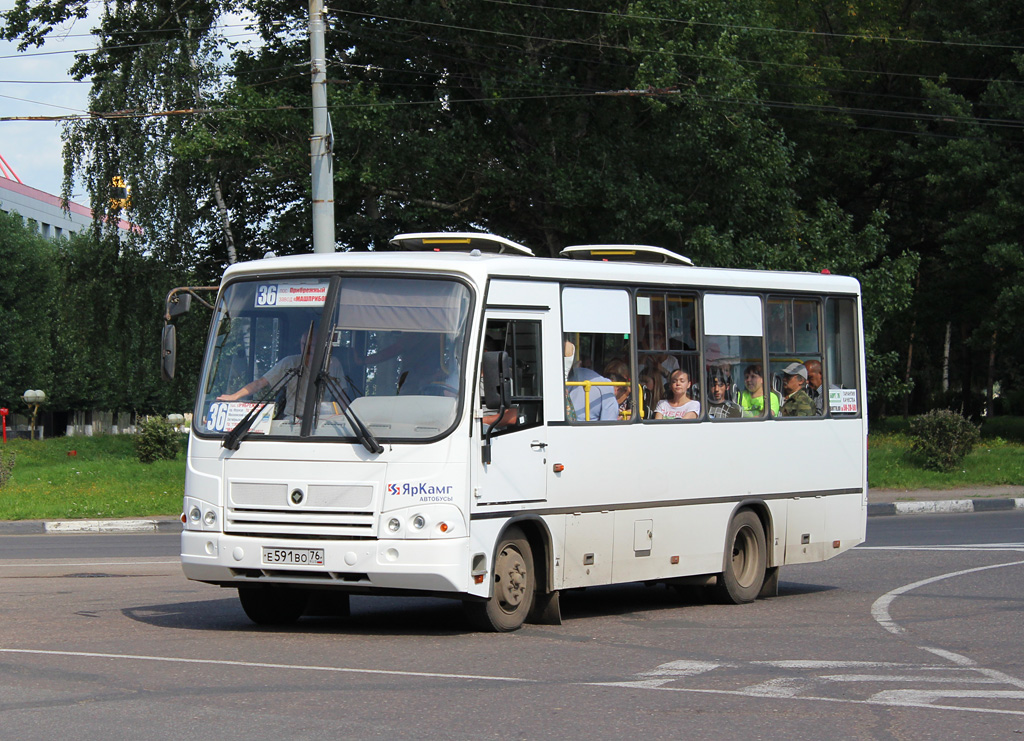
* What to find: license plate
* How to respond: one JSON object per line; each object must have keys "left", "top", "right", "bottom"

{"left": 262, "top": 547, "right": 325, "bottom": 566}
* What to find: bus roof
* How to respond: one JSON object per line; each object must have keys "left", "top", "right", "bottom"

{"left": 222, "top": 243, "right": 861, "bottom": 296}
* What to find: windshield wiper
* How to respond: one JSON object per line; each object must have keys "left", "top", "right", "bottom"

{"left": 222, "top": 366, "right": 299, "bottom": 450}
{"left": 318, "top": 370, "right": 384, "bottom": 454}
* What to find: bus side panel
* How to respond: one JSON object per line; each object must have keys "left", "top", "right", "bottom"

{"left": 609, "top": 504, "right": 730, "bottom": 584}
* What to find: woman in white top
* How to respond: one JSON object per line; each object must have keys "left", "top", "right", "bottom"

{"left": 654, "top": 369, "right": 700, "bottom": 420}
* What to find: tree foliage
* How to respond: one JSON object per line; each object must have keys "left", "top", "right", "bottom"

{"left": 3, "top": 0, "right": 1022, "bottom": 418}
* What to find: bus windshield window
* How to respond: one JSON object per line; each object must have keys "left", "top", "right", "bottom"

{"left": 197, "top": 276, "right": 471, "bottom": 441}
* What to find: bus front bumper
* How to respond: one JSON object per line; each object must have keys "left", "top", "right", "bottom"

{"left": 181, "top": 530, "right": 476, "bottom": 595}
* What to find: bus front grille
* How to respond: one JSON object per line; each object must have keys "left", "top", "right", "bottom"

{"left": 225, "top": 507, "right": 376, "bottom": 537}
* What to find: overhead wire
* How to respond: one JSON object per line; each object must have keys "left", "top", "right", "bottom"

{"left": 1, "top": 4, "right": 1021, "bottom": 143}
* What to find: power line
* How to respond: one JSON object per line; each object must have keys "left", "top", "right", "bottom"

{"left": 477, "top": 0, "right": 1024, "bottom": 52}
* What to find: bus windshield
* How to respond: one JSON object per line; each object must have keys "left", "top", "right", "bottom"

{"left": 196, "top": 275, "right": 471, "bottom": 442}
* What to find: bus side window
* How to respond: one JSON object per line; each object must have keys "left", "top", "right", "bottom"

{"left": 768, "top": 297, "right": 823, "bottom": 418}
{"left": 825, "top": 298, "right": 861, "bottom": 416}
{"left": 562, "top": 287, "right": 632, "bottom": 423}
{"left": 481, "top": 319, "right": 543, "bottom": 432}
{"left": 703, "top": 293, "right": 769, "bottom": 418}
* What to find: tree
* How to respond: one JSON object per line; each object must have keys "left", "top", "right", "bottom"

{"left": 0, "top": 212, "right": 59, "bottom": 408}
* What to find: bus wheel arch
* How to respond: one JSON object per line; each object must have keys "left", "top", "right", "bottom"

{"left": 716, "top": 506, "right": 768, "bottom": 604}
{"left": 464, "top": 524, "right": 536, "bottom": 631}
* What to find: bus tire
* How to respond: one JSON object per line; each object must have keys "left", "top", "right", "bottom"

{"left": 464, "top": 527, "right": 535, "bottom": 632}
{"left": 715, "top": 510, "right": 766, "bottom": 604}
{"left": 238, "top": 586, "right": 309, "bottom": 625}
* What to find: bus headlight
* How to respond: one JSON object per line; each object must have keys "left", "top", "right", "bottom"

{"left": 189, "top": 506, "right": 202, "bottom": 523}
{"left": 203, "top": 510, "right": 217, "bottom": 527}
{"left": 411, "top": 514, "right": 426, "bottom": 530}
{"left": 387, "top": 517, "right": 401, "bottom": 533}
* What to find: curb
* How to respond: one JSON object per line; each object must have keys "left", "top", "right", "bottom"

{"left": 867, "top": 498, "right": 1024, "bottom": 517}
{"left": 0, "top": 519, "right": 181, "bottom": 535}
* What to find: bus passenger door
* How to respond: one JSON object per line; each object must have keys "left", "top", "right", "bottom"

{"left": 475, "top": 310, "right": 551, "bottom": 506}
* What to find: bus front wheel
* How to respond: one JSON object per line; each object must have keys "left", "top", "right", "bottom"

{"left": 464, "top": 527, "right": 535, "bottom": 632}
{"left": 716, "top": 510, "right": 767, "bottom": 604}
{"left": 238, "top": 586, "right": 309, "bottom": 625}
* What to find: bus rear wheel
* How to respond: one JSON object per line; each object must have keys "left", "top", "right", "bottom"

{"left": 464, "top": 527, "right": 535, "bottom": 632}
{"left": 715, "top": 510, "right": 766, "bottom": 604}
{"left": 238, "top": 586, "right": 309, "bottom": 625}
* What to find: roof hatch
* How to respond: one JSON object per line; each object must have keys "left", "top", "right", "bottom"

{"left": 559, "top": 244, "right": 693, "bottom": 266}
{"left": 390, "top": 232, "right": 535, "bottom": 256}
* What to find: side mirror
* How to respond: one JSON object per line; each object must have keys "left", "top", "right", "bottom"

{"left": 481, "top": 351, "right": 512, "bottom": 410}
{"left": 167, "top": 292, "right": 192, "bottom": 318}
{"left": 161, "top": 324, "right": 177, "bottom": 381}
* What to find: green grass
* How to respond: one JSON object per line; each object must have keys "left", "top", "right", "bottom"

{"left": 868, "top": 432, "right": 1024, "bottom": 490}
{"left": 0, "top": 435, "right": 184, "bottom": 521}
{"left": 0, "top": 431, "right": 1021, "bottom": 521}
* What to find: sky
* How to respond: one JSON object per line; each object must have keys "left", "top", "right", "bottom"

{"left": 0, "top": 1, "right": 94, "bottom": 199}
{"left": 0, "top": 4, "right": 262, "bottom": 202}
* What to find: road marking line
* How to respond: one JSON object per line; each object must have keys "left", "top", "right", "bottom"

{"left": 0, "top": 648, "right": 537, "bottom": 684}
{"left": 0, "top": 560, "right": 179, "bottom": 566}
{"left": 870, "top": 559, "right": 1024, "bottom": 635}
{"left": 859, "top": 545, "right": 1024, "bottom": 552}
{"left": 6, "top": 647, "right": 1024, "bottom": 717}
{"left": 820, "top": 674, "right": 1002, "bottom": 684}
{"left": 869, "top": 689, "right": 1024, "bottom": 705}
{"left": 585, "top": 682, "right": 1024, "bottom": 717}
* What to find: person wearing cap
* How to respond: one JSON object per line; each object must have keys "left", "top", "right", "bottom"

{"left": 706, "top": 364, "right": 742, "bottom": 419}
{"left": 780, "top": 362, "right": 815, "bottom": 417}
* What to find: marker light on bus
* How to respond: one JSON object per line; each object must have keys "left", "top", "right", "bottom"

{"left": 439, "top": 522, "right": 449, "bottom": 533}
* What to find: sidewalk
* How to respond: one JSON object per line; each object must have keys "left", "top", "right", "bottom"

{"left": 868, "top": 485, "right": 1024, "bottom": 517}
{"left": 0, "top": 487, "right": 1021, "bottom": 535}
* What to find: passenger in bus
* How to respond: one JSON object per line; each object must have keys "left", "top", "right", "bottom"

{"left": 780, "top": 362, "right": 815, "bottom": 417}
{"left": 706, "top": 365, "right": 742, "bottom": 419}
{"left": 804, "top": 359, "right": 824, "bottom": 415}
{"left": 654, "top": 369, "right": 700, "bottom": 420}
{"left": 603, "top": 359, "right": 633, "bottom": 419}
{"left": 737, "top": 364, "right": 780, "bottom": 417}
{"left": 565, "top": 340, "right": 619, "bottom": 421}
{"left": 217, "top": 335, "right": 343, "bottom": 418}
{"left": 638, "top": 371, "right": 662, "bottom": 418}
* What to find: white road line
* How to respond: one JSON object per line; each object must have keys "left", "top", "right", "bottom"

{"left": 869, "top": 689, "right": 1024, "bottom": 705}
{"left": 7, "top": 647, "right": 1024, "bottom": 717}
{"left": 587, "top": 682, "right": 1024, "bottom": 717}
{"left": 0, "top": 559, "right": 179, "bottom": 569}
{"left": 860, "top": 545, "right": 1024, "bottom": 552}
{"left": 870, "top": 559, "right": 1024, "bottom": 635}
{"left": 0, "top": 648, "right": 537, "bottom": 684}
{"left": 820, "top": 674, "right": 1002, "bottom": 684}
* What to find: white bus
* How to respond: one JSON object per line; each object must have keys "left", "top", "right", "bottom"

{"left": 174, "top": 232, "right": 867, "bottom": 631}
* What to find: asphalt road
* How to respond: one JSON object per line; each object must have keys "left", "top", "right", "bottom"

{"left": 0, "top": 512, "right": 1021, "bottom": 739}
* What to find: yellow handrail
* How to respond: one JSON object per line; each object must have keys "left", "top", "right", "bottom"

{"left": 565, "top": 380, "right": 629, "bottom": 421}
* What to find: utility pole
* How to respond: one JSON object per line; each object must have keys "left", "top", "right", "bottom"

{"left": 309, "top": 0, "right": 335, "bottom": 253}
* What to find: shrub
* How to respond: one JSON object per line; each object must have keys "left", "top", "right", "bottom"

{"left": 0, "top": 447, "right": 14, "bottom": 488}
{"left": 135, "top": 416, "right": 181, "bottom": 464}
{"left": 909, "top": 409, "right": 980, "bottom": 472}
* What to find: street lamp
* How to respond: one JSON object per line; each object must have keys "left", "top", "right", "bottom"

{"left": 22, "top": 389, "right": 46, "bottom": 440}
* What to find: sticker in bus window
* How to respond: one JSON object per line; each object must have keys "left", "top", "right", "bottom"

{"left": 828, "top": 388, "right": 858, "bottom": 414}
{"left": 254, "top": 282, "right": 328, "bottom": 308}
{"left": 205, "top": 402, "right": 274, "bottom": 434}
